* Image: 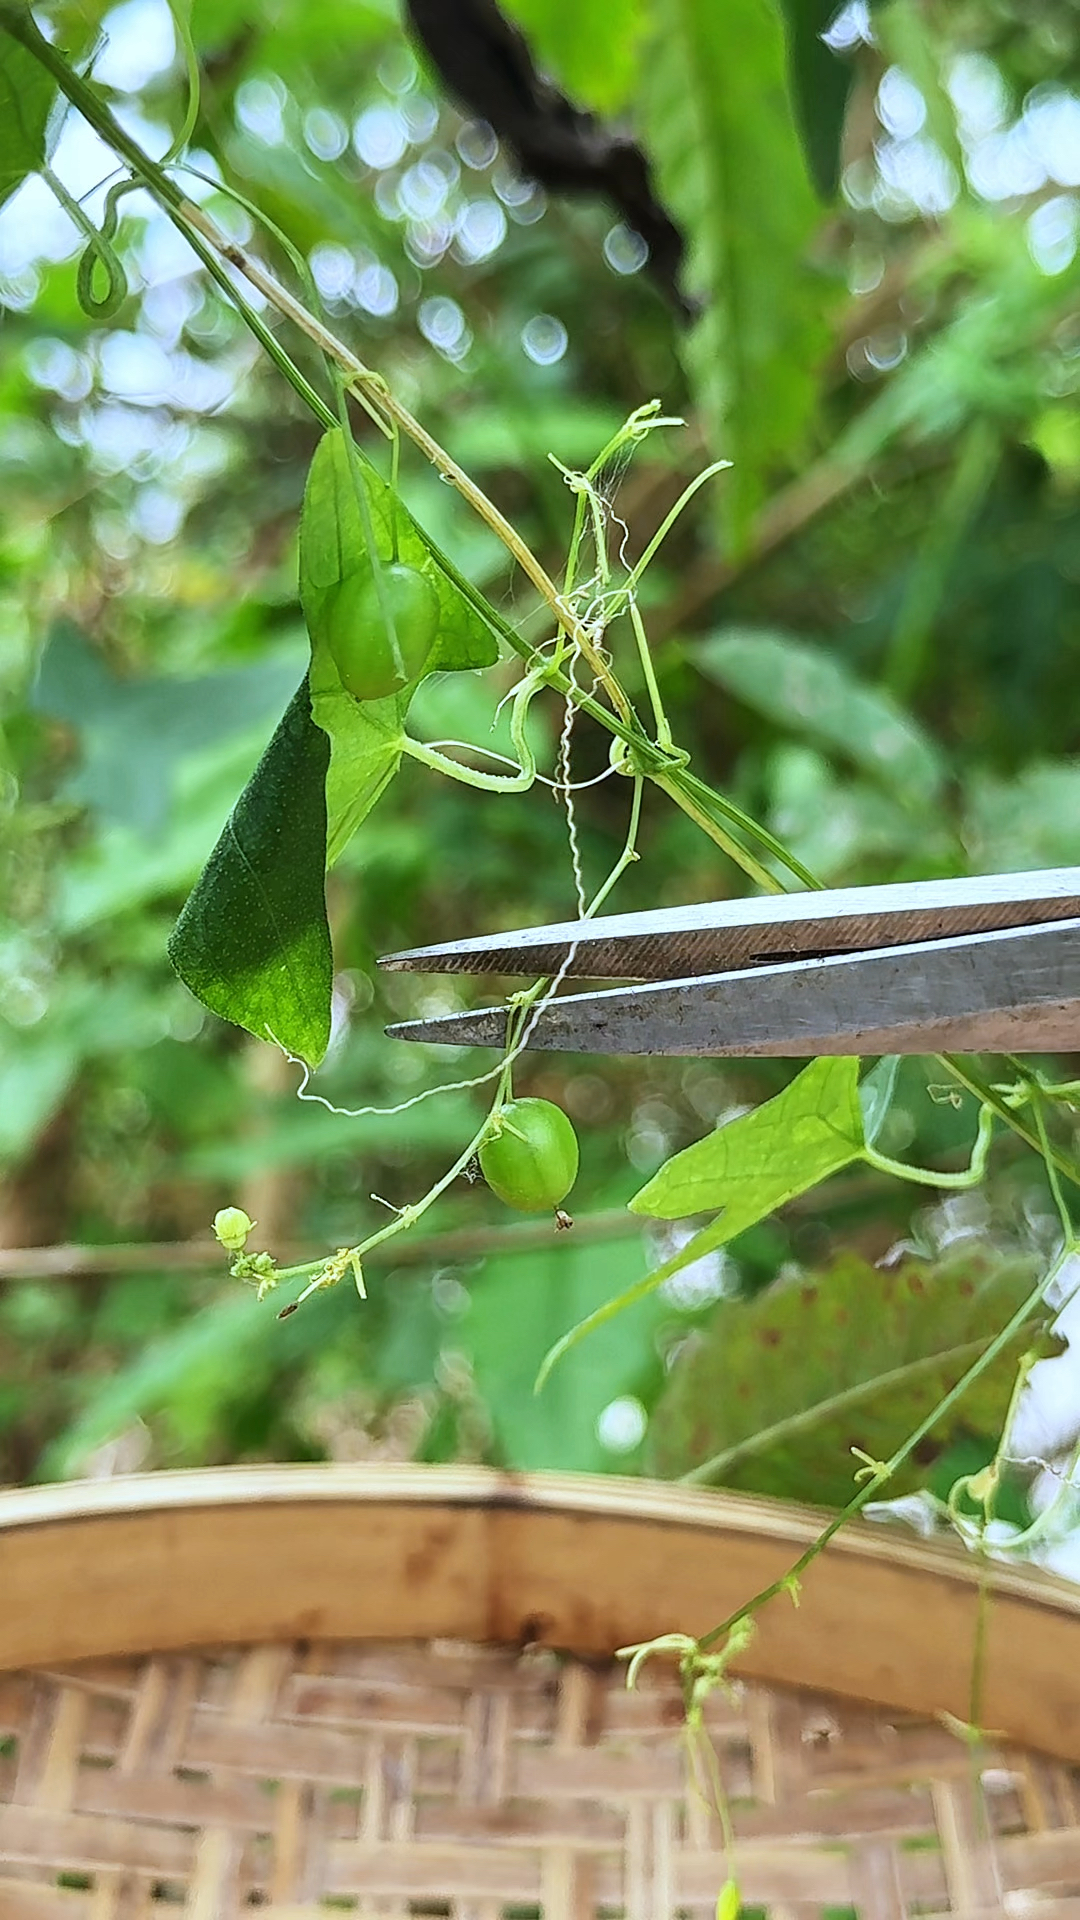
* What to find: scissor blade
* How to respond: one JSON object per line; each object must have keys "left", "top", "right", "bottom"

{"left": 386, "top": 919, "right": 1080, "bottom": 1057}
{"left": 379, "top": 868, "right": 1080, "bottom": 982}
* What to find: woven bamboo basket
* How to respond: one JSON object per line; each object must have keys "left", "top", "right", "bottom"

{"left": 2, "top": 1466, "right": 1080, "bottom": 1916}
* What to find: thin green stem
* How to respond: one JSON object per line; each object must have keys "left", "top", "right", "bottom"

{"left": 402, "top": 658, "right": 546, "bottom": 791}
{"left": 586, "top": 777, "right": 643, "bottom": 918}
{"left": 163, "top": 0, "right": 201, "bottom": 162}
{"left": 620, "top": 460, "right": 732, "bottom": 601}
{"left": 863, "top": 1101, "right": 994, "bottom": 1189}
{"left": 557, "top": 402, "right": 682, "bottom": 599}
{"left": 562, "top": 485, "right": 592, "bottom": 599}
{"left": 1033, "top": 1095, "right": 1076, "bottom": 1245}
{"left": 1, "top": 5, "right": 186, "bottom": 209}
{"left": 400, "top": 736, "right": 535, "bottom": 792}
{"left": 390, "top": 422, "right": 402, "bottom": 562}
{"left": 938, "top": 1056, "right": 1080, "bottom": 1198}
{"left": 696, "top": 1244, "right": 1070, "bottom": 1651}
{"left": 161, "top": 198, "right": 338, "bottom": 428}
{"left": 677, "top": 768, "right": 822, "bottom": 890}
{"left": 652, "top": 771, "right": 783, "bottom": 893}
{"left": 628, "top": 599, "right": 674, "bottom": 752}
{"left": 278, "top": 1116, "right": 498, "bottom": 1312}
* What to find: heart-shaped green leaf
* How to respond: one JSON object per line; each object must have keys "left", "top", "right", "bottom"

{"left": 168, "top": 679, "right": 333, "bottom": 1065}
{"left": 300, "top": 429, "right": 500, "bottom": 863}
{"left": 0, "top": 32, "right": 57, "bottom": 212}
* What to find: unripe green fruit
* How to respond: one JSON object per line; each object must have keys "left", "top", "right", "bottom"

{"left": 326, "top": 563, "right": 439, "bottom": 701}
{"left": 213, "top": 1206, "right": 254, "bottom": 1252}
{"left": 479, "top": 1098, "right": 579, "bottom": 1212}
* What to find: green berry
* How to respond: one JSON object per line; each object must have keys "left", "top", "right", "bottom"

{"left": 325, "top": 562, "right": 439, "bottom": 701}
{"left": 479, "top": 1098, "right": 580, "bottom": 1213}
{"left": 213, "top": 1206, "right": 254, "bottom": 1252}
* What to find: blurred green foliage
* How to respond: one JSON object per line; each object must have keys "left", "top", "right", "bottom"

{"left": 2, "top": 0, "right": 1079, "bottom": 1511}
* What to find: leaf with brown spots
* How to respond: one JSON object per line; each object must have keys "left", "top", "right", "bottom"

{"left": 650, "top": 1248, "right": 1048, "bottom": 1509}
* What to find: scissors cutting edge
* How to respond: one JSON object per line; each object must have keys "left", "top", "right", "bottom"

{"left": 379, "top": 870, "right": 1080, "bottom": 1058}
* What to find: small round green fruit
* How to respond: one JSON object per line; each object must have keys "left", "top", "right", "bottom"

{"left": 479, "top": 1098, "right": 580, "bottom": 1213}
{"left": 326, "top": 562, "right": 439, "bottom": 701}
{"left": 213, "top": 1206, "right": 254, "bottom": 1252}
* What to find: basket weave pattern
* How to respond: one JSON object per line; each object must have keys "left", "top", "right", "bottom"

{"left": 3, "top": 1639, "right": 1080, "bottom": 1916}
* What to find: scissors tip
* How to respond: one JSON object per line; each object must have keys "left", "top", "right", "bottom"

{"left": 378, "top": 948, "right": 432, "bottom": 973}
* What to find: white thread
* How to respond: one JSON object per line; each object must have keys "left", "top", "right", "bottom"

{"left": 266, "top": 1030, "right": 512, "bottom": 1119}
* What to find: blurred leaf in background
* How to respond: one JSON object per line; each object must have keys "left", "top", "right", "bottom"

{"left": 649, "top": 1247, "right": 1045, "bottom": 1509}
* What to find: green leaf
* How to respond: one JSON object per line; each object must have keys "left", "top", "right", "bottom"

{"left": 299, "top": 429, "right": 499, "bottom": 863}
{"left": 168, "top": 679, "right": 333, "bottom": 1065}
{"left": 467, "top": 1227, "right": 659, "bottom": 1471}
{"left": 641, "top": 0, "right": 830, "bottom": 543}
{"left": 777, "top": 0, "right": 854, "bottom": 199}
{"left": 694, "top": 628, "right": 944, "bottom": 800}
{"left": 34, "top": 619, "right": 301, "bottom": 832}
{"left": 501, "top": 0, "right": 647, "bottom": 112}
{"left": 0, "top": 30, "right": 56, "bottom": 212}
{"left": 859, "top": 1055, "right": 901, "bottom": 1148}
{"left": 537, "top": 1061, "right": 865, "bottom": 1387}
{"left": 649, "top": 1247, "right": 1043, "bottom": 1507}
{"left": 0, "top": 977, "right": 165, "bottom": 1170}
{"left": 313, "top": 678, "right": 409, "bottom": 870}
{"left": 965, "top": 763, "right": 1080, "bottom": 876}
{"left": 630, "top": 1056, "right": 865, "bottom": 1221}
{"left": 716, "top": 1881, "right": 741, "bottom": 1920}
{"left": 299, "top": 428, "right": 498, "bottom": 679}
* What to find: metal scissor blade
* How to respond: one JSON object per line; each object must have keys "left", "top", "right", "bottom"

{"left": 385, "top": 918, "right": 1080, "bottom": 1057}
{"left": 378, "top": 868, "right": 1080, "bottom": 982}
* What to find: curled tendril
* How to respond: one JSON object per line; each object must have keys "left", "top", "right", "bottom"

{"left": 44, "top": 169, "right": 135, "bottom": 319}
{"left": 78, "top": 179, "right": 139, "bottom": 318}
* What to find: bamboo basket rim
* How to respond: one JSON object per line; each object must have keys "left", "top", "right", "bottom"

{"left": 1, "top": 1460, "right": 1078, "bottom": 1608}
{"left": 3, "top": 1464, "right": 1080, "bottom": 1762}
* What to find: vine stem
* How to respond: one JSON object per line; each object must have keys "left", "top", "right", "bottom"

{"left": 938, "top": 1055, "right": 1080, "bottom": 1197}
{"left": 168, "top": 218, "right": 632, "bottom": 723}
{"left": 0, "top": 6, "right": 624, "bottom": 697}
{"left": 400, "top": 736, "right": 534, "bottom": 792}
{"left": 651, "top": 770, "right": 784, "bottom": 893}
{"left": 14, "top": 6, "right": 1080, "bottom": 1186}
{"left": 695, "top": 1243, "right": 1074, "bottom": 1652}
{"left": 3, "top": 4, "right": 822, "bottom": 894}
{"left": 276, "top": 1115, "right": 498, "bottom": 1306}
{"left": 681, "top": 1335, "right": 992, "bottom": 1488}
{"left": 628, "top": 599, "right": 674, "bottom": 752}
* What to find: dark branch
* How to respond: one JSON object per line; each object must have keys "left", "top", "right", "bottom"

{"left": 404, "top": 0, "right": 695, "bottom": 319}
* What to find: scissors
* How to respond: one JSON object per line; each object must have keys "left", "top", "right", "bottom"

{"left": 380, "top": 868, "right": 1080, "bottom": 1058}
